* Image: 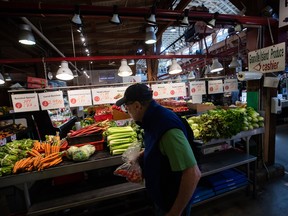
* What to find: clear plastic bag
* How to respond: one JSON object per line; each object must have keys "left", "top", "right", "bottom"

{"left": 113, "top": 144, "right": 143, "bottom": 183}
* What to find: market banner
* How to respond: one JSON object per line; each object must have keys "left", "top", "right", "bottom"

{"left": 91, "top": 86, "right": 127, "bottom": 105}
{"left": 223, "top": 79, "right": 238, "bottom": 93}
{"left": 11, "top": 93, "right": 40, "bottom": 113}
{"left": 38, "top": 91, "right": 65, "bottom": 110}
{"left": 189, "top": 81, "right": 206, "bottom": 95}
{"left": 248, "top": 42, "right": 285, "bottom": 73}
{"left": 67, "top": 89, "right": 92, "bottom": 107}
{"left": 208, "top": 80, "right": 224, "bottom": 94}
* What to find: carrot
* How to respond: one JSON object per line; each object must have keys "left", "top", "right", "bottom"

{"left": 28, "top": 151, "right": 38, "bottom": 157}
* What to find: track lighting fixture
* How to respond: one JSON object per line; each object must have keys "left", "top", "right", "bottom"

{"left": 180, "top": 9, "right": 190, "bottom": 27}
{"left": 56, "top": 61, "right": 74, "bottom": 81}
{"left": 110, "top": 5, "right": 121, "bottom": 25}
{"left": 18, "top": 24, "right": 36, "bottom": 45}
{"left": 207, "top": 12, "right": 219, "bottom": 29}
{"left": 146, "top": 6, "right": 157, "bottom": 26}
{"left": 71, "top": 5, "right": 82, "bottom": 26}
{"left": 145, "top": 26, "right": 157, "bottom": 44}
{"left": 118, "top": 59, "right": 133, "bottom": 77}
{"left": 168, "top": 59, "right": 182, "bottom": 75}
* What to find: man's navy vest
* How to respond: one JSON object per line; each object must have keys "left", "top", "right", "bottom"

{"left": 140, "top": 100, "right": 188, "bottom": 212}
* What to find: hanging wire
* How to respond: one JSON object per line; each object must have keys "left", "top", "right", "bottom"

{"left": 267, "top": 17, "right": 274, "bottom": 45}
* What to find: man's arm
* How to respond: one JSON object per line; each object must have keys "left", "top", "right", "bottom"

{"left": 166, "top": 165, "right": 201, "bottom": 216}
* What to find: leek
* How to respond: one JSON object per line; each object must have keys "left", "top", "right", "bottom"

{"left": 106, "top": 126, "right": 134, "bottom": 135}
{"left": 107, "top": 132, "right": 137, "bottom": 142}
{"left": 108, "top": 138, "right": 136, "bottom": 146}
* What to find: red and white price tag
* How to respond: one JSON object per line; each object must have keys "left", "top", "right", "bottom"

{"left": 189, "top": 81, "right": 206, "bottom": 95}
{"left": 11, "top": 93, "right": 40, "bottom": 113}
{"left": 169, "top": 83, "right": 186, "bottom": 97}
{"left": 208, "top": 80, "right": 224, "bottom": 94}
{"left": 0, "top": 138, "right": 7, "bottom": 146}
{"left": 68, "top": 89, "right": 92, "bottom": 107}
{"left": 91, "top": 86, "right": 127, "bottom": 105}
{"left": 224, "top": 79, "right": 238, "bottom": 93}
{"left": 151, "top": 84, "right": 170, "bottom": 99}
{"left": 38, "top": 91, "right": 65, "bottom": 110}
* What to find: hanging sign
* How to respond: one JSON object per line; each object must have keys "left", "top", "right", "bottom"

{"left": 189, "top": 81, "right": 206, "bottom": 95}
{"left": 248, "top": 42, "right": 286, "bottom": 73}
{"left": 38, "top": 91, "right": 65, "bottom": 110}
{"left": 279, "top": 0, "right": 288, "bottom": 28}
{"left": 11, "top": 93, "right": 39, "bottom": 113}
{"left": 169, "top": 83, "right": 186, "bottom": 97}
{"left": 91, "top": 86, "right": 127, "bottom": 105}
{"left": 208, "top": 80, "right": 224, "bottom": 94}
{"left": 223, "top": 79, "right": 238, "bottom": 93}
{"left": 151, "top": 84, "right": 170, "bottom": 99}
{"left": 67, "top": 89, "right": 92, "bottom": 107}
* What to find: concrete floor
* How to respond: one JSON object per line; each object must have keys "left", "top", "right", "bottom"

{"left": 190, "top": 124, "right": 288, "bottom": 216}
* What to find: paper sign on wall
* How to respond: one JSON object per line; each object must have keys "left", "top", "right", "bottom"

{"left": 38, "top": 91, "right": 65, "bottom": 110}
{"left": 91, "top": 86, "right": 127, "bottom": 105}
{"left": 11, "top": 93, "right": 40, "bottom": 112}
{"left": 67, "top": 89, "right": 92, "bottom": 107}
{"left": 208, "top": 80, "right": 224, "bottom": 94}
{"left": 189, "top": 81, "right": 206, "bottom": 95}
{"left": 223, "top": 79, "right": 238, "bottom": 93}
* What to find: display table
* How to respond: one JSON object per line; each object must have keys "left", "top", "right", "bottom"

{"left": 0, "top": 128, "right": 264, "bottom": 215}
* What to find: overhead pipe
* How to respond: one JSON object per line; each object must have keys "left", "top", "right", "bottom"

{"left": 0, "top": 2, "right": 278, "bottom": 26}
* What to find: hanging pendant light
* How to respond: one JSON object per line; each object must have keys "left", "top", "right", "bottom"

{"left": 210, "top": 58, "right": 223, "bottom": 73}
{"left": 146, "top": 6, "right": 157, "bottom": 26}
{"left": 168, "top": 59, "right": 182, "bottom": 75}
{"left": 118, "top": 59, "right": 132, "bottom": 77}
{"left": 180, "top": 9, "right": 189, "bottom": 26}
{"left": 145, "top": 26, "right": 156, "bottom": 44}
{"left": 128, "top": 59, "right": 135, "bottom": 66}
{"left": 71, "top": 5, "right": 82, "bottom": 26}
{"left": 18, "top": 24, "right": 36, "bottom": 45}
{"left": 0, "top": 73, "right": 5, "bottom": 85}
{"left": 110, "top": 5, "right": 121, "bottom": 25}
{"left": 56, "top": 61, "right": 74, "bottom": 81}
{"left": 229, "top": 56, "right": 241, "bottom": 68}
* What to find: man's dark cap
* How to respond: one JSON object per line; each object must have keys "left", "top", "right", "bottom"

{"left": 116, "top": 83, "right": 153, "bottom": 106}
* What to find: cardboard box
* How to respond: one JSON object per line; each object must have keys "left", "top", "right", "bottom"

{"left": 187, "top": 103, "right": 216, "bottom": 113}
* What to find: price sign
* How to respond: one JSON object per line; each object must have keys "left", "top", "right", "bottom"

{"left": 38, "top": 91, "right": 65, "bottom": 110}
{"left": 224, "top": 79, "right": 238, "bottom": 93}
{"left": 10, "top": 134, "right": 17, "bottom": 141}
{"left": 169, "top": 83, "right": 186, "bottom": 97}
{"left": 208, "top": 80, "right": 224, "bottom": 94}
{"left": 68, "top": 89, "right": 92, "bottom": 107}
{"left": 151, "top": 84, "right": 170, "bottom": 99}
{"left": 91, "top": 86, "right": 127, "bottom": 105}
{"left": 189, "top": 81, "right": 206, "bottom": 95}
{"left": 0, "top": 138, "right": 7, "bottom": 146}
{"left": 11, "top": 93, "right": 39, "bottom": 113}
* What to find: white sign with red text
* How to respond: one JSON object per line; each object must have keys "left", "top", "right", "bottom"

{"left": 223, "top": 79, "right": 238, "bottom": 93}
{"left": 38, "top": 91, "right": 65, "bottom": 110}
{"left": 11, "top": 93, "right": 40, "bottom": 112}
{"left": 248, "top": 42, "right": 285, "bottom": 73}
{"left": 189, "top": 81, "right": 206, "bottom": 95}
{"left": 92, "top": 86, "right": 127, "bottom": 105}
{"left": 68, "top": 89, "right": 92, "bottom": 107}
{"left": 208, "top": 80, "right": 224, "bottom": 94}
{"left": 169, "top": 83, "right": 186, "bottom": 98}
{"left": 151, "top": 84, "right": 170, "bottom": 99}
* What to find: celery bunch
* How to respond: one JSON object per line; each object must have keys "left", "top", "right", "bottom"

{"left": 104, "top": 126, "right": 137, "bottom": 155}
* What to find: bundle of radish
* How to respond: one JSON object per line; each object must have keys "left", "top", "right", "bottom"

{"left": 104, "top": 126, "right": 137, "bottom": 155}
